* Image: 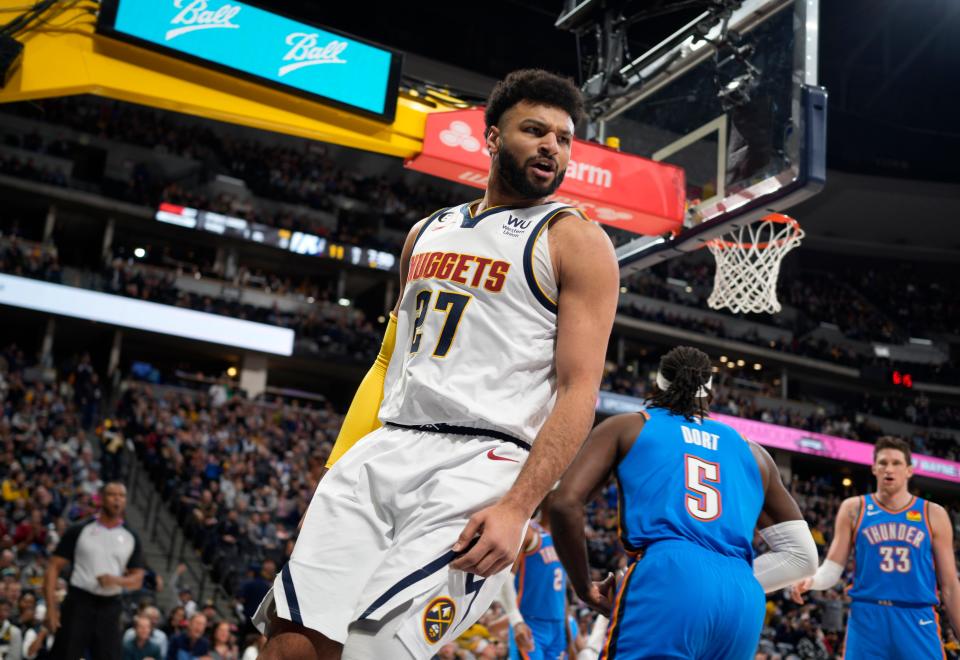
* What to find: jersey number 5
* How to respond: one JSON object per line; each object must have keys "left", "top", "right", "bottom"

{"left": 410, "top": 290, "right": 472, "bottom": 357}
{"left": 685, "top": 455, "right": 722, "bottom": 521}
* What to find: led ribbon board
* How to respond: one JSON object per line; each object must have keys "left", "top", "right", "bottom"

{"left": 98, "top": 0, "right": 402, "bottom": 121}
{"left": 0, "top": 274, "right": 295, "bottom": 355}
{"left": 596, "top": 392, "right": 960, "bottom": 484}
{"left": 156, "top": 203, "right": 397, "bottom": 271}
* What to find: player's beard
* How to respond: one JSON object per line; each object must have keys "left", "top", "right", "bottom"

{"left": 495, "top": 141, "right": 566, "bottom": 200}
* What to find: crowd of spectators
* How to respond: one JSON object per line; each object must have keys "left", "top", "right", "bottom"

{"left": 3, "top": 96, "right": 959, "bottom": 390}
{"left": 0, "top": 96, "right": 462, "bottom": 241}
{"left": 630, "top": 257, "right": 958, "bottom": 351}
{"left": 114, "top": 378, "right": 960, "bottom": 659}
{"left": 96, "top": 257, "right": 383, "bottom": 365}
{"left": 620, "top": 301, "right": 864, "bottom": 368}
{"left": 114, "top": 382, "right": 336, "bottom": 601}
{"left": 840, "top": 261, "right": 960, "bottom": 339}
{"left": 0, "top": 238, "right": 61, "bottom": 284}
{"left": 623, "top": 261, "right": 960, "bottom": 385}
{"left": 0, "top": 347, "right": 292, "bottom": 659}
{"left": 2, "top": 339, "right": 958, "bottom": 659}
{"left": 0, "top": 233, "right": 384, "bottom": 367}
{"left": 602, "top": 363, "right": 960, "bottom": 461}
{"left": 0, "top": 153, "right": 68, "bottom": 190}
{"left": 159, "top": 183, "right": 404, "bottom": 254}
{"left": 2, "top": 89, "right": 960, "bottom": 660}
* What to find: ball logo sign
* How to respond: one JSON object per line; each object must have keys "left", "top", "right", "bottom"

{"left": 166, "top": 0, "right": 242, "bottom": 41}
{"left": 279, "top": 33, "right": 349, "bottom": 77}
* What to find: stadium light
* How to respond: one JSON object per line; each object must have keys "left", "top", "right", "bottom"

{"left": 133, "top": 247, "right": 146, "bottom": 258}
{"left": 227, "top": 367, "right": 238, "bottom": 377}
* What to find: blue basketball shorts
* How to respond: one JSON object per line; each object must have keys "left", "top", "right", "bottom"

{"left": 508, "top": 617, "right": 568, "bottom": 660}
{"left": 601, "top": 540, "right": 765, "bottom": 659}
{"left": 844, "top": 600, "right": 945, "bottom": 660}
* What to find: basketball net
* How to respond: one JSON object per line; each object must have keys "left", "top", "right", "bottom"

{"left": 706, "top": 213, "right": 804, "bottom": 315}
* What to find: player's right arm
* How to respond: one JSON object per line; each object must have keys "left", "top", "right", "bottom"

{"left": 323, "top": 217, "right": 426, "bottom": 469}
{"left": 790, "top": 495, "right": 859, "bottom": 603}
{"left": 451, "top": 217, "right": 620, "bottom": 577}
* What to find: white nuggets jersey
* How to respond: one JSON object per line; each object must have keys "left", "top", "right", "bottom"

{"left": 380, "top": 201, "right": 583, "bottom": 446}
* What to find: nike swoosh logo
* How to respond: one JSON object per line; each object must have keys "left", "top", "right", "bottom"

{"left": 866, "top": 510, "right": 882, "bottom": 516}
{"left": 486, "top": 448, "right": 518, "bottom": 463}
{"left": 919, "top": 620, "right": 935, "bottom": 626}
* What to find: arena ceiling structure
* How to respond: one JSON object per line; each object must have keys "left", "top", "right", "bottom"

{"left": 2, "top": 0, "right": 958, "bottom": 257}
{"left": 261, "top": 0, "right": 960, "bottom": 257}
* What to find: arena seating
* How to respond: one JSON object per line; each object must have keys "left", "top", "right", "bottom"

{"left": 2, "top": 90, "right": 960, "bottom": 660}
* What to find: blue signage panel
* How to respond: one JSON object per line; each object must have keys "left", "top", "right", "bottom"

{"left": 98, "top": 0, "right": 401, "bottom": 121}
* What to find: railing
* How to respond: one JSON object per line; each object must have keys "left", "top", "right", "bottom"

{"left": 124, "top": 448, "right": 233, "bottom": 616}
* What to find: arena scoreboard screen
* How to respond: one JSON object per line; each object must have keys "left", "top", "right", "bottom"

{"left": 97, "top": 0, "right": 402, "bottom": 121}
{"left": 156, "top": 203, "right": 397, "bottom": 271}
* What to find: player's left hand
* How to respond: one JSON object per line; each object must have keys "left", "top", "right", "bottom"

{"left": 513, "top": 622, "right": 535, "bottom": 653}
{"left": 450, "top": 502, "right": 527, "bottom": 576}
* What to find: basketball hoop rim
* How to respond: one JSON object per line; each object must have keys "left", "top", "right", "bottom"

{"left": 706, "top": 214, "right": 803, "bottom": 250}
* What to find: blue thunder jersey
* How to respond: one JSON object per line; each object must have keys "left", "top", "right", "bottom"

{"left": 849, "top": 494, "right": 938, "bottom": 606}
{"left": 617, "top": 407, "right": 764, "bottom": 563}
{"left": 516, "top": 523, "right": 566, "bottom": 621}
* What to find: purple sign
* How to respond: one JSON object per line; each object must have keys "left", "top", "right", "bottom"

{"left": 713, "top": 413, "right": 960, "bottom": 484}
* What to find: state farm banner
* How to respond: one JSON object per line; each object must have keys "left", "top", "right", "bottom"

{"left": 405, "top": 108, "right": 686, "bottom": 236}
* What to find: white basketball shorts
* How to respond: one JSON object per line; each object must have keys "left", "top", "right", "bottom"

{"left": 252, "top": 423, "right": 528, "bottom": 657}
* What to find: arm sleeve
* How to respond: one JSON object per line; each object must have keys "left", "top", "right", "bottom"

{"left": 577, "top": 615, "right": 609, "bottom": 660}
{"left": 752, "top": 520, "right": 820, "bottom": 593}
{"left": 497, "top": 577, "right": 524, "bottom": 626}
{"left": 53, "top": 521, "right": 84, "bottom": 562}
{"left": 126, "top": 528, "right": 146, "bottom": 570}
{"left": 325, "top": 313, "right": 397, "bottom": 468}
{"left": 809, "top": 559, "right": 845, "bottom": 591}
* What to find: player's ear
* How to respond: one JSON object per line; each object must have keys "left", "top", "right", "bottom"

{"left": 485, "top": 125, "right": 500, "bottom": 156}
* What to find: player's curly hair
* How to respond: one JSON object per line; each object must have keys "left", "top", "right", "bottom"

{"left": 645, "top": 346, "right": 713, "bottom": 421}
{"left": 484, "top": 69, "right": 585, "bottom": 130}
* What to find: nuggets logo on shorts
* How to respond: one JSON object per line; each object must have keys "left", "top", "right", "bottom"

{"left": 907, "top": 511, "right": 922, "bottom": 522}
{"left": 422, "top": 596, "right": 456, "bottom": 644}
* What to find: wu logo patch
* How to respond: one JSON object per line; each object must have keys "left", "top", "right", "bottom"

{"left": 502, "top": 216, "right": 531, "bottom": 237}
{"left": 422, "top": 596, "right": 456, "bottom": 644}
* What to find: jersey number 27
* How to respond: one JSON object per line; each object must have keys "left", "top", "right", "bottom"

{"left": 410, "top": 289, "right": 472, "bottom": 357}
{"left": 685, "top": 455, "right": 722, "bottom": 521}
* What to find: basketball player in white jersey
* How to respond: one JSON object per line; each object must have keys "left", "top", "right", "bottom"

{"left": 255, "top": 69, "right": 621, "bottom": 659}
